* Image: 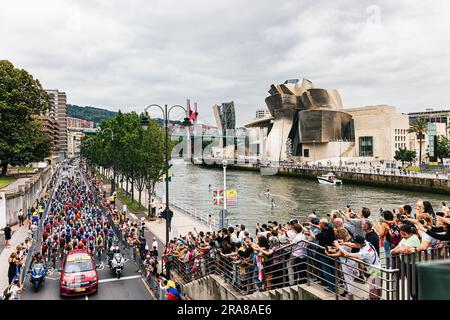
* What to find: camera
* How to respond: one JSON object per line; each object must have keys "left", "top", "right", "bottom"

{"left": 302, "top": 222, "right": 310, "bottom": 227}
{"left": 419, "top": 220, "right": 426, "bottom": 225}
{"left": 396, "top": 213, "right": 406, "bottom": 221}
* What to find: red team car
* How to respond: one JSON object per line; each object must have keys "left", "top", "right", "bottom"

{"left": 60, "top": 249, "right": 98, "bottom": 297}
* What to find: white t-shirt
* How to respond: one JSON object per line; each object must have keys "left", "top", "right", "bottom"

{"left": 152, "top": 240, "right": 158, "bottom": 250}
{"left": 356, "top": 242, "right": 380, "bottom": 270}
{"left": 9, "top": 285, "right": 21, "bottom": 300}
{"left": 292, "top": 232, "right": 307, "bottom": 258}
{"left": 238, "top": 230, "right": 247, "bottom": 243}
{"left": 422, "top": 232, "right": 439, "bottom": 250}
{"left": 286, "top": 229, "right": 296, "bottom": 241}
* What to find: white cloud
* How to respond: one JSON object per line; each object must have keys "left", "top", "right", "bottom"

{"left": 1, "top": 0, "right": 450, "bottom": 125}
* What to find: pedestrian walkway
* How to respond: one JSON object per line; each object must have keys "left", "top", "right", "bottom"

{"left": 103, "top": 183, "right": 210, "bottom": 246}
{"left": 0, "top": 223, "right": 30, "bottom": 291}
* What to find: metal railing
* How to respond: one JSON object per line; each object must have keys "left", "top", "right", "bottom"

{"left": 170, "top": 239, "right": 399, "bottom": 300}
{"left": 392, "top": 242, "right": 450, "bottom": 300}
{"left": 170, "top": 199, "right": 220, "bottom": 231}
{"left": 20, "top": 166, "right": 61, "bottom": 283}
{"left": 171, "top": 248, "right": 217, "bottom": 283}
{"left": 260, "top": 162, "right": 450, "bottom": 180}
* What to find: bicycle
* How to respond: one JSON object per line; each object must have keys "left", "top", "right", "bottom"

{"left": 97, "top": 244, "right": 104, "bottom": 260}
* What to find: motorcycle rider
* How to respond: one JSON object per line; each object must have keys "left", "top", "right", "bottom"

{"left": 30, "top": 252, "right": 46, "bottom": 269}
{"left": 108, "top": 242, "right": 121, "bottom": 267}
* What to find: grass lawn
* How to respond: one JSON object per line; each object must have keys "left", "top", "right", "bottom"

{"left": 7, "top": 166, "right": 37, "bottom": 174}
{"left": 116, "top": 189, "right": 146, "bottom": 213}
{"left": 0, "top": 176, "right": 16, "bottom": 189}
{"left": 406, "top": 166, "right": 421, "bottom": 172}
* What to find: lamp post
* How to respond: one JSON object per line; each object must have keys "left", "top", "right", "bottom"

{"left": 141, "top": 104, "right": 192, "bottom": 278}
{"left": 221, "top": 160, "right": 228, "bottom": 229}
{"left": 101, "top": 127, "right": 116, "bottom": 193}
{"left": 313, "top": 140, "right": 316, "bottom": 163}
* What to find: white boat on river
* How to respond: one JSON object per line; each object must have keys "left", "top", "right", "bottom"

{"left": 317, "top": 172, "right": 342, "bottom": 185}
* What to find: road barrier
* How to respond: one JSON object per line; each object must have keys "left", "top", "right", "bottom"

{"left": 20, "top": 166, "right": 61, "bottom": 284}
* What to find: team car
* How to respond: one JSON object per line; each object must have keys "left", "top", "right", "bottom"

{"left": 59, "top": 249, "right": 98, "bottom": 297}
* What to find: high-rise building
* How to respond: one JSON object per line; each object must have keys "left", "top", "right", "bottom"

{"left": 212, "top": 101, "right": 236, "bottom": 135}
{"left": 45, "top": 90, "right": 68, "bottom": 158}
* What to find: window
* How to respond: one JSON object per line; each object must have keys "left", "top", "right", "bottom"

{"left": 303, "top": 149, "right": 310, "bottom": 158}
{"left": 359, "top": 136, "right": 373, "bottom": 157}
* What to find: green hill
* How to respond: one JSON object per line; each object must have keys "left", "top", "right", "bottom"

{"left": 67, "top": 104, "right": 180, "bottom": 126}
{"left": 67, "top": 104, "right": 117, "bottom": 125}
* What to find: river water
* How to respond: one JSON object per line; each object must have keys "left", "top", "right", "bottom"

{"left": 155, "top": 163, "right": 448, "bottom": 228}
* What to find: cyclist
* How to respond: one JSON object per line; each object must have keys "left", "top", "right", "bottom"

{"left": 96, "top": 233, "right": 104, "bottom": 259}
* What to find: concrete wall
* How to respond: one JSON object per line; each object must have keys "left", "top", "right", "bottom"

{"left": 180, "top": 273, "right": 333, "bottom": 300}
{"left": 198, "top": 162, "right": 450, "bottom": 195}
{"left": 277, "top": 167, "right": 450, "bottom": 195}
{"left": 345, "top": 105, "right": 410, "bottom": 161}
{"left": 301, "top": 141, "right": 354, "bottom": 162}
{"left": 0, "top": 166, "right": 52, "bottom": 228}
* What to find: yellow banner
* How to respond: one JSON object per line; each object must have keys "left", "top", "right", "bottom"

{"left": 226, "top": 189, "right": 238, "bottom": 205}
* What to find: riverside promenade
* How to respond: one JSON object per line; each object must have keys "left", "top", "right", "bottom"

{"left": 197, "top": 159, "right": 450, "bottom": 195}
{"left": 101, "top": 181, "right": 213, "bottom": 248}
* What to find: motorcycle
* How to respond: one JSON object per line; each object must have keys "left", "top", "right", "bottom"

{"left": 29, "top": 263, "right": 46, "bottom": 292}
{"left": 109, "top": 252, "right": 124, "bottom": 279}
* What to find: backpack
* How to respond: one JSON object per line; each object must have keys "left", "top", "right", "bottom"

{"left": 387, "top": 221, "right": 402, "bottom": 248}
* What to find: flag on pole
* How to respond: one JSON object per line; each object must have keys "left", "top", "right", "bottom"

{"left": 226, "top": 189, "right": 238, "bottom": 206}
{"left": 212, "top": 190, "right": 224, "bottom": 205}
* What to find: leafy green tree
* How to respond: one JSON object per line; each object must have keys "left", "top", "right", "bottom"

{"left": 408, "top": 119, "right": 428, "bottom": 165}
{"left": 0, "top": 60, "right": 52, "bottom": 175}
{"left": 436, "top": 135, "right": 450, "bottom": 162}
{"left": 80, "top": 111, "right": 169, "bottom": 216}
{"left": 141, "top": 118, "right": 167, "bottom": 216}
{"left": 394, "top": 147, "right": 416, "bottom": 168}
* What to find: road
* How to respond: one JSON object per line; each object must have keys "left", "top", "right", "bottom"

{"left": 21, "top": 164, "right": 154, "bottom": 300}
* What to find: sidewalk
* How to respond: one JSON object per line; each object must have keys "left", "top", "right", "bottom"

{"left": 103, "top": 183, "right": 210, "bottom": 246}
{"left": 0, "top": 223, "right": 30, "bottom": 291}
{"left": 0, "top": 170, "right": 53, "bottom": 291}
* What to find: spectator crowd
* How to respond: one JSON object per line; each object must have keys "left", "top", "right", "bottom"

{"left": 162, "top": 200, "right": 450, "bottom": 300}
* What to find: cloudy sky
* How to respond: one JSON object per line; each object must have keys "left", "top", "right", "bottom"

{"left": 2, "top": 0, "right": 450, "bottom": 125}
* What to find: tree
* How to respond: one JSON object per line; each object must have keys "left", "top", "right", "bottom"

{"left": 436, "top": 135, "right": 450, "bottom": 162}
{"left": 80, "top": 111, "right": 168, "bottom": 216}
{"left": 408, "top": 119, "right": 428, "bottom": 165}
{"left": 394, "top": 147, "right": 416, "bottom": 168}
{"left": 141, "top": 118, "right": 167, "bottom": 217}
{"left": 0, "top": 60, "right": 52, "bottom": 175}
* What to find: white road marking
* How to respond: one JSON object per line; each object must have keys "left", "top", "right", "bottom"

{"left": 98, "top": 275, "right": 141, "bottom": 284}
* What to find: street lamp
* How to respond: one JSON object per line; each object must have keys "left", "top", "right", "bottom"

{"left": 140, "top": 104, "right": 192, "bottom": 278}
{"left": 313, "top": 140, "right": 316, "bottom": 163}
{"left": 100, "top": 128, "right": 116, "bottom": 193}
{"left": 221, "top": 160, "right": 228, "bottom": 229}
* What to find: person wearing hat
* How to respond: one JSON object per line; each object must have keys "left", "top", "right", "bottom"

{"left": 333, "top": 235, "right": 382, "bottom": 300}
